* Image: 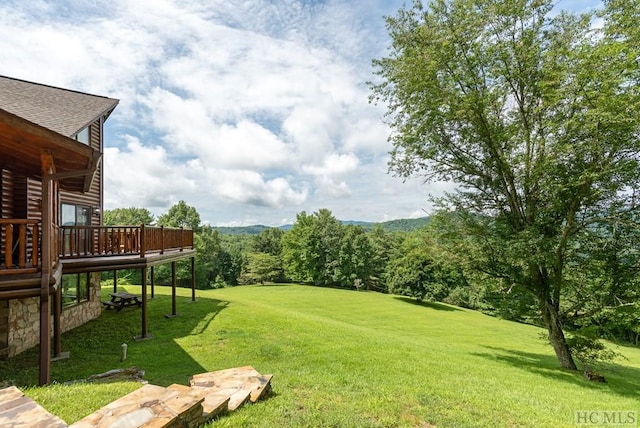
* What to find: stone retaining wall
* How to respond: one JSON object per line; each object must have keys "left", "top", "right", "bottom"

{"left": 7, "top": 272, "right": 102, "bottom": 357}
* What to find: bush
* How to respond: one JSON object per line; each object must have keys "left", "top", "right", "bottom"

{"left": 566, "top": 328, "right": 624, "bottom": 381}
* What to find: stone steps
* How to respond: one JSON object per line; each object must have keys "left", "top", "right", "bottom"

{"left": 0, "top": 386, "right": 67, "bottom": 427}
{"left": 1, "top": 366, "right": 273, "bottom": 427}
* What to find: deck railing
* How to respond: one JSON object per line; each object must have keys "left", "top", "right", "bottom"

{"left": 60, "top": 225, "right": 194, "bottom": 259}
{"left": 142, "top": 226, "right": 194, "bottom": 256}
{"left": 0, "top": 221, "right": 192, "bottom": 274}
{"left": 0, "top": 219, "right": 41, "bottom": 275}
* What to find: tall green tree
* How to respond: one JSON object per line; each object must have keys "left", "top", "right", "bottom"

{"left": 371, "top": 0, "right": 640, "bottom": 369}
{"left": 367, "top": 224, "right": 398, "bottom": 292}
{"left": 193, "top": 225, "right": 224, "bottom": 288}
{"left": 282, "top": 212, "right": 314, "bottom": 283}
{"left": 103, "top": 207, "right": 155, "bottom": 226}
{"left": 157, "top": 200, "right": 201, "bottom": 231}
{"left": 334, "top": 225, "right": 374, "bottom": 289}
{"left": 252, "top": 227, "right": 284, "bottom": 256}
{"left": 282, "top": 209, "right": 344, "bottom": 286}
{"left": 385, "top": 230, "right": 465, "bottom": 302}
{"left": 241, "top": 252, "right": 285, "bottom": 284}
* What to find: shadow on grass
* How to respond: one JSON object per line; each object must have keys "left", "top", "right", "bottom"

{"left": 255, "top": 282, "right": 292, "bottom": 287}
{"left": 393, "top": 296, "right": 462, "bottom": 312}
{"left": 0, "top": 287, "right": 229, "bottom": 388}
{"left": 472, "top": 346, "right": 640, "bottom": 399}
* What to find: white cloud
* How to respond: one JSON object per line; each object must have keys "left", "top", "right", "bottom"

{"left": 308, "top": 153, "right": 360, "bottom": 176}
{"left": 103, "top": 137, "right": 196, "bottom": 210}
{"left": 141, "top": 88, "right": 293, "bottom": 169}
{"left": 211, "top": 169, "right": 309, "bottom": 208}
{"left": 342, "top": 115, "right": 390, "bottom": 154}
{"left": 282, "top": 103, "right": 336, "bottom": 163}
{"left": 0, "top": 0, "right": 603, "bottom": 226}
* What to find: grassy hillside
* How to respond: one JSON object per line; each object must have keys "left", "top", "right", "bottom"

{"left": 6, "top": 285, "right": 639, "bottom": 427}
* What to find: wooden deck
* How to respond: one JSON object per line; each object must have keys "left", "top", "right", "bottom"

{"left": 60, "top": 248, "right": 196, "bottom": 274}
{"left": 0, "top": 222, "right": 195, "bottom": 279}
{"left": 0, "top": 365, "right": 273, "bottom": 427}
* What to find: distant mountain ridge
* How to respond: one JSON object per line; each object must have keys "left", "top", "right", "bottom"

{"left": 213, "top": 217, "right": 430, "bottom": 235}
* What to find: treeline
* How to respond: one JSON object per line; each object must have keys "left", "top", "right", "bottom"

{"left": 103, "top": 204, "right": 460, "bottom": 298}
{"left": 104, "top": 203, "right": 640, "bottom": 347}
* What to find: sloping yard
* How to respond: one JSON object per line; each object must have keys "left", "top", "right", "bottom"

{"left": 2, "top": 284, "right": 639, "bottom": 427}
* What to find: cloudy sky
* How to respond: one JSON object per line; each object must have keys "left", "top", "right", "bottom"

{"left": 0, "top": 0, "right": 602, "bottom": 226}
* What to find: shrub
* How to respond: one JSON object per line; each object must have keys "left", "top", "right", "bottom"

{"left": 566, "top": 328, "right": 624, "bottom": 381}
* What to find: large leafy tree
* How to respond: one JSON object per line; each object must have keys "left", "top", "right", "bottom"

{"left": 157, "top": 200, "right": 201, "bottom": 231}
{"left": 252, "top": 227, "right": 284, "bottom": 256}
{"left": 241, "top": 252, "right": 285, "bottom": 284}
{"left": 193, "top": 226, "right": 226, "bottom": 288}
{"left": 282, "top": 209, "right": 344, "bottom": 286}
{"left": 385, "top": 233, "right": 440, "bottom": 301}
{"left": 367, "top": 224, "right": 398, "bottom": 292}
{"left": 371, "top": 0, "right": 640, "bottom": 369}
{"left": 385, "top": 229, "right": 467, "bottom": 302}
{"left": 103, "top": 207, "right": 155, "bottom": 226}
{"left": 334, "top": 225, "right": 374, "bottom": 289}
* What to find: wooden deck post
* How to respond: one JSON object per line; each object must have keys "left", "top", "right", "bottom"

{"left": 39, "top": 174, "right": 52, "bottom": 386}
{"left": 4, "top": 224, "right": 13, "bottom": 268}
{"left": 53, "top": 286, "right": 61, "bottom": 357}
{"left": 150, "top": 266, "right": 155, "bottom": 299}
{"left": 171, "top": 261, "right": 177, "bottom": 316}
{"left": 113, "top": 270, "right": 118, "bottom": 293}
{"left": 140, "top": 224, "right": 146, "bottom": 258}
{"left": 38, "top": 294, "right": 51, "bottom": 386}
{"left": 141, "top": 267, "right": 148, "bottom": 338}
{"left": 191, "top": 256, "right": 196, "bottom": 302}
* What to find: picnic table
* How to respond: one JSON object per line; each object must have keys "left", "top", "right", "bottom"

{"left": 103, "top": 292, "right": 142, "bottom": 311}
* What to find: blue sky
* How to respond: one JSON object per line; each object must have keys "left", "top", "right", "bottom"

{"left": 0, "top": 0, "right": 602, "bottom": 226}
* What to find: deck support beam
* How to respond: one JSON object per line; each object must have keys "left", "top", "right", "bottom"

{"left": 140, "top": 266, "right": 148, "bottom": 338}
{"left": 38, "top": 173, "right": 52, "bottom": 386}
{"left": 171, "top": 262, "right": 177, "bottom": 316}
{"left": 38, "top": 289, "right": 50, "bottom": 386}
{"left": 191, "top": 257, "right": 196, "bottom": 302}
{"left": 151, "top": 266, "right": 155, "bottom": 299}
{"left": 53, "top": 285, "right": 61, "bottom": 357}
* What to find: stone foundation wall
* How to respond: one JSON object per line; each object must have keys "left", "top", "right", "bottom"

{"left": 7, "top": 272, "right": 102, "bottom": 357}
{"left": 7, "top": 297, "right": 39, "bottom": 357}
{"left": 0, "top": 301, "right": 10, "bottom": 356}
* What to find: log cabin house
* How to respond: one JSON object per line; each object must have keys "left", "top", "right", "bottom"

{"left": 0, "top": 76, "right": 196, "bottom": 385}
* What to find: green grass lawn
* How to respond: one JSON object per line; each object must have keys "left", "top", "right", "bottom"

{"left": 2, "top": 284, "right": 639, "bottom": 427}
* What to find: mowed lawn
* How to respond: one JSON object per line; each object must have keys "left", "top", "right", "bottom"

{"left": 6, "top": 284, "right": 640, "bottom": 427}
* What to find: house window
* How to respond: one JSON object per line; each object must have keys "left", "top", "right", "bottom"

{"left": 61, "top": 203, "right": 92, "bottom": 256}
{"left": 60, "top": 204, "right": 93, "bottom": 307}
{"left": 61, "top": 203, "right": 91, "bottom": 226}
{"left": 75, "top": 126, "right": 90, "bottom": 145}
{"left": 61, "top": 273, "right": 90, "bottom": 308}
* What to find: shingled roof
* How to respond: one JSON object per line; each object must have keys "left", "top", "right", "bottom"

{"left": 0, "top": 76, "right": 119, "bottom": 137}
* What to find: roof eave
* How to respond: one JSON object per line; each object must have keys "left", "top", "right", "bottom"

{"left": 0, "top": 108, "right": 100, "bottom": 192}
{"left": 69, "top": 99, "right": 120, "bottom": 138}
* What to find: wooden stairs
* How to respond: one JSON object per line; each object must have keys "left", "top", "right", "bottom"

{"left": 0, "top": 366, "right": 273, "bottom": 428}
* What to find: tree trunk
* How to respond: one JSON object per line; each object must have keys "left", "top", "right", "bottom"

{"left": 541, "top": 299, "right": 577, "bottom": 370}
